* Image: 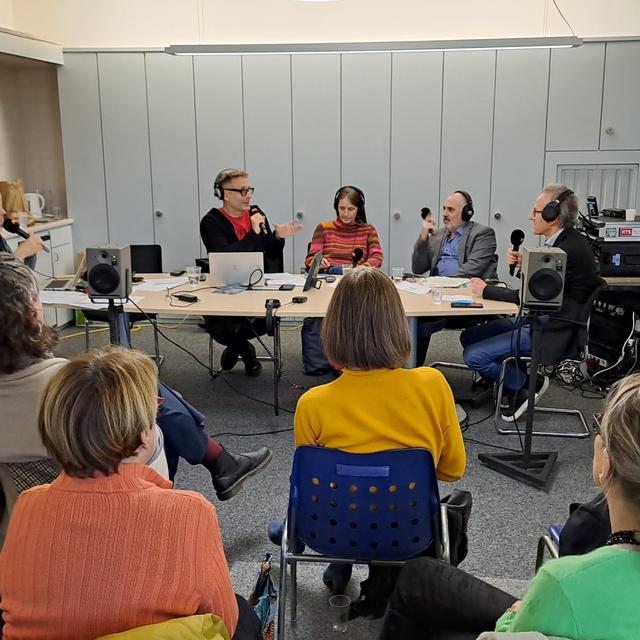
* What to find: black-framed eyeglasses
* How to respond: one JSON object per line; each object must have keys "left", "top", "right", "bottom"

{"left": 225, "top": 187, "right": 255, "bottom": 197}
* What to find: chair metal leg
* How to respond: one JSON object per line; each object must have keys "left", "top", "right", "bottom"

{"left": 152, "top": 321, "right": 163, "bottom": 368}
{"left": 277, "top": 519, "right": 290, "bottom": 640}
{"left": 494, "top": 358, "right": 590, "bottom": 438}
{"left": 535, "top": 533, "right": 559, "bottom": 571}
{"left": 84, "top": 319, "right": 90, "bottom": 352}
{"left": 290, "top": 560, "right": 298, "bottom": 622}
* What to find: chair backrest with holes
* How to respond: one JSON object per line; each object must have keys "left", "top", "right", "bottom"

{"left": 288, "top": 446, "right": 442, "bottom": 560}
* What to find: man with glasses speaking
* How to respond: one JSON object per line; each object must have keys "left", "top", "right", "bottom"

{"left": 200, "top": 168, "right": 302, "bottom": 376}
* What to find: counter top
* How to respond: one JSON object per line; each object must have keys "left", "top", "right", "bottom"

{"left": 1, "top": 217, "right": 73, "bottom": 239}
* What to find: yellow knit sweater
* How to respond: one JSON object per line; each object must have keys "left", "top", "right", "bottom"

{"left": 294, "top": 367, "right": 466, "bottom": 482}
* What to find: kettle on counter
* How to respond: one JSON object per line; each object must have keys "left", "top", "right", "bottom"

{"left": 25, "top": 192, "right": 45, "bottom": 217}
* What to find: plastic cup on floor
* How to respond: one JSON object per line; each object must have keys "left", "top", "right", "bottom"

{"left": 329, "top": 594, "right": 351, "bottom": 632}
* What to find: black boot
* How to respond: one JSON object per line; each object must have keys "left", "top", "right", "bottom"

{"left": 210, "top": 447, "right": 272, "bottom": 500}
{"left": 220, "top": 346, "right": 239, "bottom": 370}
{"left": 239, "top": 342, "right": 262, "bottom": 377}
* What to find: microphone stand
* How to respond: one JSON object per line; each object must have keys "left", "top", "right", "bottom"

{"left": 478, "top": 311, "right": 558, "bottom": 489}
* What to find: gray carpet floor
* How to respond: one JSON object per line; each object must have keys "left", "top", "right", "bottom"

{"left": 55, "top": 318, "right": 606, "bottom": 638}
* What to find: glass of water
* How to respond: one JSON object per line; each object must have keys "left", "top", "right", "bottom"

{"left": 391, "top": 266, "right": 404, "bottom": 282}
{"left": 432, "top": 288, "right": 443, "bottom": 304}
{"left": 186, "top": 265, "right": 201, "bottom": 285}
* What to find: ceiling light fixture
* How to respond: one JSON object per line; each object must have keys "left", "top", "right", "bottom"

{"left": 165, "top": 36, "right": 581, "bottom": 56}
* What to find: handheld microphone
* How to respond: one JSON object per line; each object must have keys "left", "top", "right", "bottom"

{"left": 509, "top": 229, "right": 525, "bottom": 276}
{"left": 2, "top": 218, "right": 50, "bottom": 253}
{"left": 249, "top": 204, "right": 267, "bottom": 235}
{"left": 351, "top": 247, "right": 364, "bottom": 267}
{"left": 420, "top": 207, "right": 434, "bottom": 235}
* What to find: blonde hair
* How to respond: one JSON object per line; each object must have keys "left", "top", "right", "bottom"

{"left": 38, "top": 346, "right": 158, "bottom": 478}
{"left": 321, "top": 267, "right": 411, "bottom": 370}
{"left": 214, "top": 168, "right": 248, "bottom": 197}
{"left": 600, "top": 373, "right": 640, "bottom": 514}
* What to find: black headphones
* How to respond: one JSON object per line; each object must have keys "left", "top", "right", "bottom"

{"left": 213, "top": 168, "right": 236, "bottom": 200}
{"left": 454, "top": 190, "right": 474, "bottom": 222}
{"left": 333, "top": 185, "right": 367, "bottom": 223}
{"left": 541, "top": 189, "right": 574, "bottom": 222}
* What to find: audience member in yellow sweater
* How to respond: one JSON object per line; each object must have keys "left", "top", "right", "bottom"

{"left": 292, "top": 267, "right": 465, "bottom": 602}
{"left": 0, "top": 347, "right": 261, "bottom": 640}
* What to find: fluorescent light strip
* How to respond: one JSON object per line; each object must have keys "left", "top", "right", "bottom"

{"left": 165, "top": 36, "right": 581, "bottom": 56}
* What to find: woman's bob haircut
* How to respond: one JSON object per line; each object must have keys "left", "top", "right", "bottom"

{"left": 321, "top": 266, "right": 411, "bottom": 370}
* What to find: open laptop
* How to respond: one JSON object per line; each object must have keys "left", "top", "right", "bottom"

{"left": 208, "top": 252, "right": 265, "bottom": 288}
{"left": 43, "top": 255, "right": 86, "bottom": 291}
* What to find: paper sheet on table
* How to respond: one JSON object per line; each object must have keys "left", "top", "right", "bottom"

{"left": 39, "top": 290, "right": 144, "bottom": 310}
{"left": 264, "top": 273, "right": 306, "bottom": 286}
{"left": 132, "top": 277, "right": 189, "bottom": 292}
{"left": 424, "top": 276, "right": 470, "bottom": 288}
{"left": 395, "top": 281, "right": 431, "bottom": 295}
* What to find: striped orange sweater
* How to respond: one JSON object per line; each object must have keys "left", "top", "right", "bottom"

{"left": 305, "top": 218, "right": 384, "bottom": 268}
{"left": 0, "top": 464, "right": 238, "bottom": 639}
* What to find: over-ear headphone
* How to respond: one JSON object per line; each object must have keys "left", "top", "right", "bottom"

{"left": 333, "top": 186, "right": 367, "bottom": 223}
{"left": 541, "top": 189, "right": 574, "bottom": 223}
{"left": 454, "top": 190, "right": 474, "bottom": 222}
{"left": 213, "top": 168, "right": 236, "bottom": 200}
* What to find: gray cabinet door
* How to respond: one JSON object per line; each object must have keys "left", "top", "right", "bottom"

{"left": 194, "top": 55, "right": 245, "bottom": 249}
{"left": 546, "top": 44, "right": 605, "bottom": 152}
{"left": 146, "top": 53, "right": 199, "bottom": 271}
{"left": 601, "top": 41, "right": 640, "bottom": 151}
{"left": 242, "top": 55, "right": 294, "bottom": 270}
{"left": 341, "top": 53, "right": 392, "bottom": 269}
{"left": 291, "top": 54, "right": 341, "bottom": 272}
{"left": 57, "top": 53, "right": 108, "bottom": 252}
{"left": 389, "top": 51, "right": 443, "bottom": 272}
{"left": 440, "top": 51, "right": 495, "bottom": 225}
{"left": 491, "top": 49, "right": 549, "bottom": 281}
{"left": 98, "top": 53, "right": 154, "bottom": 246}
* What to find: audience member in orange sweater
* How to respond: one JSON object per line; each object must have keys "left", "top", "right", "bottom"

{"left": 0, "top": 347, "right": 260, "bottom": 640}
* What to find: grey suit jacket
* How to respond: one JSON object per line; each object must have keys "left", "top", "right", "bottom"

{"left": 411, "top": 221, "right": 498, "bottom": 280}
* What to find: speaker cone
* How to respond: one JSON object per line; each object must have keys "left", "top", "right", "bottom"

{"left": 528, "top": 269, "right": 563, "bottom": 301}
{"left": 88, "top": 263, "right": 120, "bottom": 295}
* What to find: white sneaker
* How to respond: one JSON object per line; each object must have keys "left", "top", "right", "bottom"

{"left": 501, "top": 375, "right": 549, "bottom": 422}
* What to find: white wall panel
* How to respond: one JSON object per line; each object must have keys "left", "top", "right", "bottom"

{"left": 291, "top": 54, "right": 341, "bottom": 271}
{"left": 57, "top": 52, "right": 108, "bottom": 251}
{"left": 341, "top": 53, "right": 391, "bottom": 269}
{"left": 440, "top": 51, "right": 495, "bottom": 226}
{"left": 145, "top": 53, "right": 199, "bottom": 271}
{"left": 242, "top": 55, "right": 294, "bottom": 270}
{"left": 194, "top": 55, "right": 245, "bottom": 238}
{"left": 98, "top": 53, "right": 154, "bottom": 245}
{"left": 389, "top": 51, "right": 443, "bottom": 272}
{"left": 546, "top": 43, "right": 605, "bottom": 152}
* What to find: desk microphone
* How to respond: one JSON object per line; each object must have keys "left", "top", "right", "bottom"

{"left": 509, "top": 229, "right": 525, "bottom": 276}
{"left": 2, "top": 218, "right": 50, "bottom": 253}
{"left": 352, "top": 247, "right": 364, "bottom": 267}
{"left": 249, "top": 205, "right": 268, "bottom": 235}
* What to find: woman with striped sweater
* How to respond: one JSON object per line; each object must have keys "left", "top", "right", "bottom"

{"left": 304, "top": 185, "right": 383, "bottom": 272}
{"left": 302, "top": 186, "right": 384, "bottom": 374}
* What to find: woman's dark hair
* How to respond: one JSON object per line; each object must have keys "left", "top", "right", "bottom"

{"left": 0, "top": 253, "right": 58, "bottom": 374}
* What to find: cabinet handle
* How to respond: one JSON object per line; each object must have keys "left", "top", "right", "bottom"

{"left": 494, "top": 212, "right": 502, "bottom": 220}
{"left": 604, "top": 126, "right": 615, "bottom": 135}
{"left": 155, "top": 210, "right": 164, "bottom": 218}
{"left": 296, "top": 211, "right": 304, "bottom": 220}
{"left": 393, "top": 212, "right": 401, "bottom": 220}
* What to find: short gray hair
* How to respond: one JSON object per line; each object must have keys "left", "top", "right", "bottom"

{"left": 542, "top": 183, "right": 578, "bottom": 229}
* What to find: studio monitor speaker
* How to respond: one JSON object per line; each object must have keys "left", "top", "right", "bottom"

{"left": 86, "top": 245, "right": 132, "bottom": 300}
{"left": 520, "top": 246, "right": 566, "bottom": 310}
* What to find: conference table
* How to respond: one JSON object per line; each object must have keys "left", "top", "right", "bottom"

{"left": 42, "top": 274, "right": 519, "bottom": 414}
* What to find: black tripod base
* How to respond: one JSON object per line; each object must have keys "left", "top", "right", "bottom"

{"left": 478, "top": 451, "right": 558, "bottom": 489}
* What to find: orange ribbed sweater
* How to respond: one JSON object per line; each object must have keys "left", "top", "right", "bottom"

{"left": 0, "top": 464, "right": 238, "bottom": 639}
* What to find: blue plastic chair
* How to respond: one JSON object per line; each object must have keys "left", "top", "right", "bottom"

{"left": 276, "top": 446, "right": 450, "bottom": 639}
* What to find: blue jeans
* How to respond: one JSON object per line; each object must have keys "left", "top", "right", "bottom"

{"left": 460, "top": 318, "right": 531, "bottom": 391}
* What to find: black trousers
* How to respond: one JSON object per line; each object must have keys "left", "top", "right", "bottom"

{"left": 204, "top": 316, "right": 267, "bottom": 355}
{"left": 379, "top": 557, "right": 516, "bottom": 640}
{"left": 233, "top": 594, "right": 262, "bottom": 640}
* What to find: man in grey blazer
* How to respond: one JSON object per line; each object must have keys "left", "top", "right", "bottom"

{"left": 411, "top": 190, "right": 498, "bottom": 365}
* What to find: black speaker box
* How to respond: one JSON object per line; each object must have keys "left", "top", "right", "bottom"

{"left": 520, "top": 247, "right": 567, "bottom": 310}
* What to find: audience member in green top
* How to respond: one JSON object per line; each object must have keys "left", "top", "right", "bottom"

{"left": 380, "top": 373, "right": 640, "bottom": 640}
